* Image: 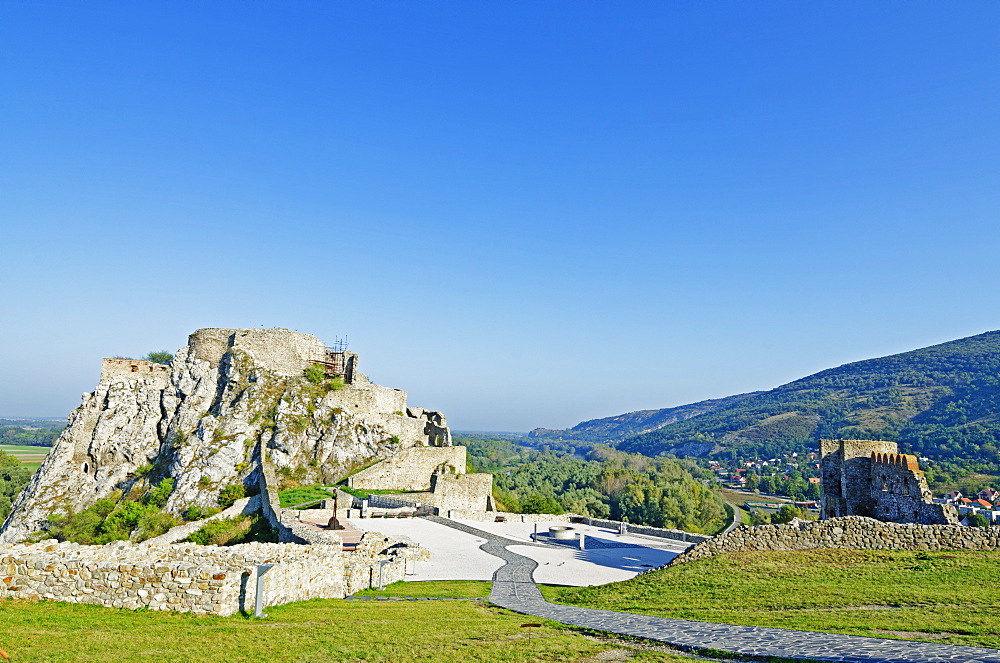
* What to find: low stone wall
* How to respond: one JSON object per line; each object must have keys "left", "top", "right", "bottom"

{"left": 670, "top": 516, "right": 1000, "bottom": 566}
{"left": 569, "top": 516, "right": 712, "bottom": 544}
{"left": 0, "top": 533, "right": 414, "bottom": 615}
{"left": 445, "top": 510, "right": 573, "bottom": 523}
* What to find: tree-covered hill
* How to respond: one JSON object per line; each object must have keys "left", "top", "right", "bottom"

{"left": 563, "top": 331, "right": 1000, "bottom": 465}
{"left": 619, "top": 330, "right": 1000, "bottom": 462}
{"left": 528, "top": 392, "right": 760, "bottom": 444}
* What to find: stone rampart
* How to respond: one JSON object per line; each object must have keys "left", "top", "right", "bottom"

{"left": 349, "top": 446, "right": 466, "bottom": 492}
{"left": 669, "top": 516, "right": 1000, "bottom": 566}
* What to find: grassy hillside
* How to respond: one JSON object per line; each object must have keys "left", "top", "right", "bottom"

{"left": 615, "top": 330, "right": 1000, "bottom": 464}
{"left": 543, "top": 548, "right": 1000, "bottom": 648}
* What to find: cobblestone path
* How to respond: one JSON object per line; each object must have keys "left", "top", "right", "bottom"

{"left": 422, "top": 516, "right": 1000, "bottom": 663}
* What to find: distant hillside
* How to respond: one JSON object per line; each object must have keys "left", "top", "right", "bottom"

{"left": 529, "top": 393, "right": 760, "bottom": 444}
{"left": 615, "top": 331, "right": 1000, "bottom": 463}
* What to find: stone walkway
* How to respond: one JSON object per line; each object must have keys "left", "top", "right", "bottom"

{"left": 422, "top": 516, "right": 1000, "bottom": 663}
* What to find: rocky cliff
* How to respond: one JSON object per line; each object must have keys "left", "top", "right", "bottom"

{"left": 0, "top": 328, "right": 452, "bottom": 544}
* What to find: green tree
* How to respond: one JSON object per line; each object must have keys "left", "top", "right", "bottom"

{"left": 967, "top": 513, "right": 991, "bottom": 527}
{"left": 144, "top": 351, "right": 173, "bottom": 365}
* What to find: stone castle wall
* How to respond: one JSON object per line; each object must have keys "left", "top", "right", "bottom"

{"left": 425, "top": 473, "right": 495, "bottom": 512}
{"left": 348, "top": 446, "right": 466, "bottom": 492}
{"left": 99, "top": 358, "right": 171, "bottom": 384}
{"left": 188, "top": 328, "right": 327, "bottom": 377}
{"left": 669, "top": 516, "right": 1000, "bottom": 566}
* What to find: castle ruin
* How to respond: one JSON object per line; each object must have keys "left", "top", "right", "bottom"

{"left": 0, "top": 328, "right": 496, "bottom": 614}
{"left": 819, "top": 439, "right": 957, "bottom": 525}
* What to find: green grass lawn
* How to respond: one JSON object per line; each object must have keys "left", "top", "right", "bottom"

{"left": 277, "top": 485, "right": 332, "bottom": 507}
{"left": 541, "top": 549, "right": 1000, "bottom": 648}
{"left": 0, "top": 598, "right": 700, "bottom": 662}
{"left": 355, "top": 580, "right": 492, "bottom": 599}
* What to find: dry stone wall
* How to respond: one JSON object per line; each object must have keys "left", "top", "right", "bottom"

{"left": 0, "top": 534, "right": 413, "bottom": 615}
{"left": 669, "top": 516, "right": 1000, "bottom": 566}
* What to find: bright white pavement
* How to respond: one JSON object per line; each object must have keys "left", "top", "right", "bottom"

{"left": 353, "top": 518, "right": 504, "bottom": 581}
{"left": 354, "top": 518, "right": 691, "bottom": 587}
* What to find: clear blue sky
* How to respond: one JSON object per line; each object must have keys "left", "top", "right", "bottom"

{"left": 2, "top": 2, "right": 998, "bottom": 431}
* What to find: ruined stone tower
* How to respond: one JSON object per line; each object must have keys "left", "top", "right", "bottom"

{"left": 819, "top": 439, "right": 957, "bottom": 525}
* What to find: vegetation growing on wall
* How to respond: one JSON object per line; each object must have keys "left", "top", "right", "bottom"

{"left": 143, "top": 351, "right": 174, "bottom": 365}
{"left": 44, "top": 479, "right": 179, "bottom": 544}
{"left": 184, "top": 514, "right": 277, "bottom": 545}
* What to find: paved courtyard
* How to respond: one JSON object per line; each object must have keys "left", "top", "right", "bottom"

{"left": 352, "top": 517, "right": 688, "bottom": 586}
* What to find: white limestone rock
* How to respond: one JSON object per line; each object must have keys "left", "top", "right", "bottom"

{"left": 0, "top": 328, "right": 451, "bottom": 544}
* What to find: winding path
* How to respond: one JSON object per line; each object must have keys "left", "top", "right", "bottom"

{"left": 422, "top": 516, "right": 1000, "bottom": 663}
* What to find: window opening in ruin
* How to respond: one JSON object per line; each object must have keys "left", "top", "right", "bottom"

{"left": 82, "top": 462, "right": 89, "bottom": 474}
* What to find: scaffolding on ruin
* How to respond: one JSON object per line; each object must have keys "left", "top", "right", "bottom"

{"left": 310, "top": 337, "right": 354, "bottom": 382}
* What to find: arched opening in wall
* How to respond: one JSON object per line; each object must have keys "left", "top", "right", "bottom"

{"left": 881, "top": 475, "right": 888, "bottom": 491}
{"left": 82, "top": 462, "right": 90, "bottom": 474}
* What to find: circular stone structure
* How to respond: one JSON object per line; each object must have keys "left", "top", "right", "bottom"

{"left": 548, "top": 526, "right": 576, "bottom": 540}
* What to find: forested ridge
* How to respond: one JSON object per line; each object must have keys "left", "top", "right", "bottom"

{"left": 536, "top": 331, "right": 1000, "bottom": 471}
{"left": 458, "top": 437, "right": 728, "bottom": 534}
{"left": 529, "top": 393, "right": 758, "bottom": 443}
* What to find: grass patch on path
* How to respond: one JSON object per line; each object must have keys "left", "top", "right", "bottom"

{"left": 0, "top": 598, "right": 701, "bottom": 662}
{"left": 541, "top": 549, "right": 1000, "bottom": 648}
